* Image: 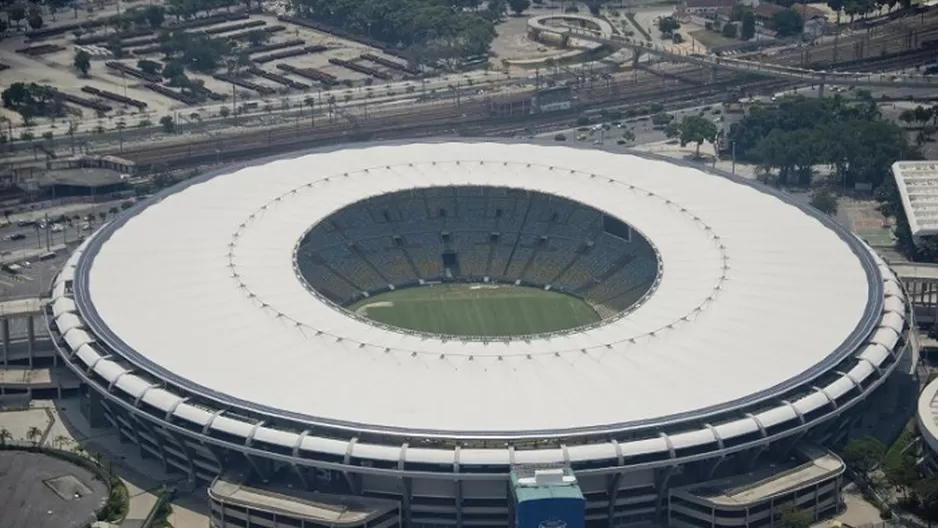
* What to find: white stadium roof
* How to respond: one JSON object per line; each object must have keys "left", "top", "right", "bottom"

{"left": 75, "top": 141, "right": 878, "bottom": 436}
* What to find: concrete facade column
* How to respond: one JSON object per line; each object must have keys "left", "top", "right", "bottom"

{"left": 2, "top": 318, "right": 9, "bottom": 366}
{"left": 27, "top": 315, "right": 34, "bottom": 367}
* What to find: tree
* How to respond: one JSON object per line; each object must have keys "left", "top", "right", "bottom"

{"left": 145, "top": 5, "right": 165, "bottom": 28}
{"left": 651, "top": 112, "right": 673, "bottom": 127}
{"left": 8, "top": 4, "right": 26, "bottom": 29}
{"left": 159, "top": 115, "right": 175, "bottom": 133}
{"left": 657, "top": 16, "right": 681, "bottom": 36}
{"left": 773, "top": 10, "right": 804, "bottom": 37}
{"left": 741, "top": 11, "right": 756, "bottom": 40}
{"left": 508, "top": 0, "right": 530, "bottom": 15}
{"left": 721, "top": 22, "right": 738, "bottom": 38}
{"left": 0, "top": 18, "right": 7, "bottom": 34}
{"left": 827, "top": 0, "right": 845, "bottom": 21}
{"left": 664, "top": 122, "right": 680, "bottom": 140}
{"left": 810, "top": 188, "right": 838, "bottom": 215}
{"left": 678, "top": 115, "right": 718, "bottom": 157}
{"left": 161, "top": 61, "right": 184, "bottom": 80}
{"left": 841, "top": 436, "right": 886, "bottom": 476}
{"left": 74, "top": 50, "right": 91, "bottom": 77}
{"left": 776, "top": 502, "right": 812, "bottom": 528}
{"left": 137, "top": 59, "right": 162, "bottom": 76}
{"left": 0, "top": 428, "right": 11, "bottom": 446}
{"left": 26, "top": 425, "right": 42, "bottom": 446}
{"left": 884, "top": 451, "right": 919, "bottom": 498}
{"left": 27, "top": 12, "right": 42, "bottom": 30}
{"left": 621, "top": 129, "right": 636, "bottom": 143}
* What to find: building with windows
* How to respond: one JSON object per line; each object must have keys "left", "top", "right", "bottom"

{"left": 47, "top": 140, "right": 910, "bottom": 527}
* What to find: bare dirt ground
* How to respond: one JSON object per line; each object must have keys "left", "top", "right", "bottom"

{"left": 491, "top": 15, "right": 562, "bottom": 63}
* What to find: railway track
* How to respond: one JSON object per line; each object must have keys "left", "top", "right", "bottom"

{"left": 112, "top": 14, "right": 938, "bottom": 168}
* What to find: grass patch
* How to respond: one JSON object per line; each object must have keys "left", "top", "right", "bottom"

{"left": 625, "top": 13, "right": 652, "bottom": 41}
{"left": 689, "top": 29, "right": 739, "bottom": 48}
{"left": 350, "top": 284, "right": 600, "bottom": 337}
{"left": 883, "top": 423, "right": 916, "bottom": 470}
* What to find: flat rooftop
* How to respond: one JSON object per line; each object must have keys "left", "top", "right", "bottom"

{"left": 673, "top": 447, "right": 844, "bottom": 506}
{"left": 889, "top": 262, "right": 938, "bottom": 281}
{"left": 0, "top": 367, "right": 80, "bottom": 387}
{"left": 0, "top": 450, "right": 109, "bottom": 528}
{"left": 209, "top": 475, "right": 398, "bottom": 525}
{"left": 892, "top": 161, "right": 938, "bottom": 240}
{"left": 38, "top": 167, "right": 126, "bottom": 188}
{"left": 0, "top": 297, "right": 42, "bottom": 316}
{"left": 510, "top": 467, "right": 585, "bottom": 502}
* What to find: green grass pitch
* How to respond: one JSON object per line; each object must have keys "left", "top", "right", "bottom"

{"left": 349, "top": 284, "right": 600, "bottom": 337}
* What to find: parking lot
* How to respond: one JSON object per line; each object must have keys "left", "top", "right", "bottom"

{"left": 0, "top": 210, "right": 116, "bottom": 300}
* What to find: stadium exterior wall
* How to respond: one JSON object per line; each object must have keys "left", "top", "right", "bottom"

{"left": 45, "top": 142, "right": 913, "bottom": 527}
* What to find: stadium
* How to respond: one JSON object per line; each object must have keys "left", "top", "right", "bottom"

{"left": 47, "top": 140, "right": 911, "bottom": 528}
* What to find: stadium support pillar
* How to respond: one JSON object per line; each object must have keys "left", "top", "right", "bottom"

{"left": 166, "top": 428, "right": 199, "bottom": 483}
{"left": 131, "top": 413, "right": 169, "bottom": 472}
{"left": 776, "top": 431, "right": 807, "bottom": 459}
{"left": 818, "top": 73, "right": 826, "bottom": 99}
{"left": 293, "top": 464, "right": 311, "bottom": 490}
{"left": 710, "top": 66, "right": 717, "bottom": 84}
{"left": 606, "top": 473, "right": 622, "bottom": 523}
{"left": 455, "top": 480, "right": 464, "bottom": 527}
{"left": 632, "top": 49, "right": 643, "bottom": 69}
{"left": 27, "top": 315, "right": 34, "bottom": 367}
{"left": 705, "top": 455, "right": 726, "bottom": 480}
{"left": 743, "top": 446, "right": 766, "bottom": 471}
{"left": 653, "top": 465, "right": 677, "bottom": 523}
{"left": 244, "top": 453, "right": 268, "bottom": 482}
{"left": 1, "top": 318, "right": 8, "bottom": 365}
{"left": 202, "top": 442, "right": 227, "bottom": 474}
{"left": 401, "top": 477, "right": 413, "bottom": 527}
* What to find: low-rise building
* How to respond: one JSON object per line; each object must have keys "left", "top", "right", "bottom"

{"left": 668, "top": 446, "right": 845, "bottom": 528}
{"left": 209, "top": 473, "right": 401, "bottom": 528}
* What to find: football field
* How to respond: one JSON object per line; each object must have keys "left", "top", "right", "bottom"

{"left": 349, "top": 284, "right": 600, "bottom": 337}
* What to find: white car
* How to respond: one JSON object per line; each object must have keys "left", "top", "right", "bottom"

{"left": 51, "top": 224, "right": 64, "bottom": 233}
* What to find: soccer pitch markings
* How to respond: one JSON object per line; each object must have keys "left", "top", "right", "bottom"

{"left": 349, "top": 284, "right": 601, "bottom": 337}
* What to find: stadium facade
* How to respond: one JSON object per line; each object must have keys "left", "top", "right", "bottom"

{"left": 46, "top": 141, "right": 911, "bottom": 528}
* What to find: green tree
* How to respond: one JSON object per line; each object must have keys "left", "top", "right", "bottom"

{"left": 0, "top": 428, "right": 11, "bottom": 446}
{"left": 651, "top": 112, "right": 673, "bottom": 127}
{"left": 74, "top": 50, "right": 91, "bottom": 77}
{"left": 26, "top": 425, "right": 42, "bottom": 445}
{"left": 664, "top": 121, "right": 680, "bottom": 140}
{"left": 678, "top": 115, "right": 718, "bottom": 157}
{"left": 8, "top": 3, "right": 26, "bottom": 29}
{"left": 657, "top": 16, "right": 681, "bottom": 36}
{"left": 137, "top": 59, "right": 162, "bottom": 75}
{"left": 508, "top": 0, "right": 530, "bottom": 15}
{"left": 741, "top": 11, "right": 756, "bottom": 40}
{"left": 841, "top": 436, "right": 886, "bottom": 476}
{"left": 773, "top": 10, "right": 803, "bottom": 37}
{"left": 145, "top": 5, "right": 165, "bottom": 28}
{"left": 884, "top": 451, "right": 919, "bottom": 498}
{"left": 159, "top": 115, "right": 175, "bottom": 133}
{"left": 776, "top": 502, "right": 812, "bottom": 528}
{"left": 27, "top": 12, "right": 42, "bottom": 30}
{"left": 810, "top": 188, "right": 838, "bottom": 215}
